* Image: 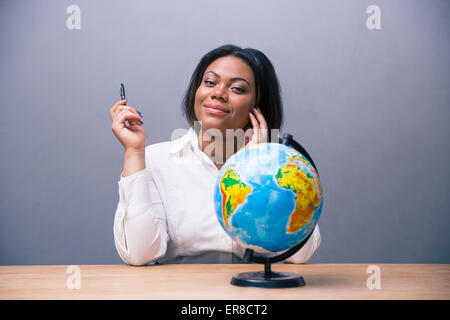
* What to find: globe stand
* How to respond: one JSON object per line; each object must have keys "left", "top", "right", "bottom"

{"left": 231, "top": 230, "right": 313, "bottom": 288}
{"left": 231, "top": 133, "right": 318, "bottom": 288}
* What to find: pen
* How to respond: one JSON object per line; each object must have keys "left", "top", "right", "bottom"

{"left": 120, "top": 83, "right": 143, "bottom": 125}
{"left": 120, "top": 83, "right": 126, "bottom": 101}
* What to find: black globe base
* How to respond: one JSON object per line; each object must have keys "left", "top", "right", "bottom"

{"left": 231, "top": 271, "right": 305, "bottom": 288}
{"left": 230, "top": 238, "right": 312, "bottom": 288}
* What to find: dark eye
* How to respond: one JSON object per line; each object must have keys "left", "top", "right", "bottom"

{"left": 204, "top": 80, "right": 215, "bottom": 86}
{"left": 232, "top": 87, "right": 245, "bottom": 93}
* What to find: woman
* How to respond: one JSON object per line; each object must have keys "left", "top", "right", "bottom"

{"left": 110, "top": 44, "right": 321, "bottom": 265}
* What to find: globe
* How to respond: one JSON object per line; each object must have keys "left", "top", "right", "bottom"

{"left": 213, "top": 142, "right": 323, "bottom": 259}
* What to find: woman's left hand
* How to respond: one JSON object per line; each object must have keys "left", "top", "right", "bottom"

{"left": 242, "top": 107, "right": 269, "bottom": 149}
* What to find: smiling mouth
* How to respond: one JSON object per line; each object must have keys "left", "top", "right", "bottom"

{"left": 204, "top": 104, "right": 230, "bottom": 114}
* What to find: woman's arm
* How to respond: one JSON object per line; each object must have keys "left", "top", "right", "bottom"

{"left": 122, "top": 149, "right": 146, "bottom": 177}
{"left": 283, "top": 225, "right": 321, "bottom": 264}
{"left": 110, "top": 99, "right": 168, "bottom": 265}
{"left": 113, "top": 165, "right": 169, "bottom": 266}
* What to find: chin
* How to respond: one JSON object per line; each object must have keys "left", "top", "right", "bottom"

{"left": 203, "top": 121, "right": 227, "bottom": 132}
{"left": 195, "top": 118, "right": 224, "bottom": 133}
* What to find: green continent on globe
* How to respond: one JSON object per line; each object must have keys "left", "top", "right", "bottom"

{"left": 276, "top": 163, "right": 322, "bottom": 233}
{"left": 219, "top": 168, "right": 252, "bottom": 229}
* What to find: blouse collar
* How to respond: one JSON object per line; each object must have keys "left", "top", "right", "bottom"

{"left": 169, "top": 127, "right": 198, "bottom": 155}
{"left": 169, "top": 126, "right": 218, "bottom": 169}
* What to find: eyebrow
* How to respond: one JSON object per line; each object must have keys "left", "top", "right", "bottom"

{"left": 205, "top": 71, "right": 250, "bottom": 85}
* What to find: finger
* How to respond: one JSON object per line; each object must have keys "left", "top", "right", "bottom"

{"left": 117, "top": 105, "right": 140, "bottom": 115}
{"left": 249, "top": 112, "right": 261, "bottom": 143}
{"left": 110, "top": 99, "right": 128, "bottom": 119}
{"left": 111, "top": 101, "right": 130, "bottom": 120}
{"left": 130, "top": 118, "right": 144, "bottom": 126}
{"left": 127, "top": 108, "right": 144, "bottom": 126}
{"left": 115, "top": 105, "right": 141, "bottom": 120}
{"left": 249, "top": 111, "right": 260, "bottom": 130}
{"left": 253, "top": 108, "right": 268, "bottom": 129}
{"left": 115, "top": 109, "right": 143, "bottom": 127}
{"left": 126, "top": 119, "right": 143, "bottom": 127}
{"left": 243, "top": 128, "right": 253, "bottom": 145}
{"left": 253, "top": 108, "right": 268, "bottom": 142}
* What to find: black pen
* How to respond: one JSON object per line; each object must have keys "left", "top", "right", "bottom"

{"left": 120, "top": 83, "right": 143, "bottom": 125}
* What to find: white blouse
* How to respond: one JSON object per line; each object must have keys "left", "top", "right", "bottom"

{"left": 113, "top": 127, "right": 321, "bottom": 265}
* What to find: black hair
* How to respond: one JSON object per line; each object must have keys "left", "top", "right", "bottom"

{"left": 182, "top": 44, "right": 283, "bottom": 142}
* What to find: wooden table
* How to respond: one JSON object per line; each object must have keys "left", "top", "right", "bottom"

{"left": 0, "top": 264, "right": 449, "bottom": 300}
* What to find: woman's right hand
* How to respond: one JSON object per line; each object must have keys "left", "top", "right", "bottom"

{"left": 110, "top": 99, "right": 146, "bottom": 152}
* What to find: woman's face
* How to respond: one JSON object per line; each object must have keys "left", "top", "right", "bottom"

{"left": 194, "top": 56, "right": 256, "bottom": 135}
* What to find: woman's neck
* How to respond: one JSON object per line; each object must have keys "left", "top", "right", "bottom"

{"left": 197, "top": 128, "right": 239, "bottom": 169}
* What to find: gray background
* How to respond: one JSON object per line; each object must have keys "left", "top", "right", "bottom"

{"left": 0, "top": 0, "right": 449, "bottom": 265}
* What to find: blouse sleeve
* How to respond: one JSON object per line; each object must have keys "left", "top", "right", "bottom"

{"left": 113, "top": 168, "right": 169, "bottom": 266}
{"left": 283, "top": 225, "right": 321, "bottom": 264}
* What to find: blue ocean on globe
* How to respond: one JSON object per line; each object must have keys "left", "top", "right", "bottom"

{"left": 213, "top": 142, "right": 323, "bottom": 254}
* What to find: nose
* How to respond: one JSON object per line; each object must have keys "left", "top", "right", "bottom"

{"left": 211, "top": 84, "right": 227, "bottom": 101}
